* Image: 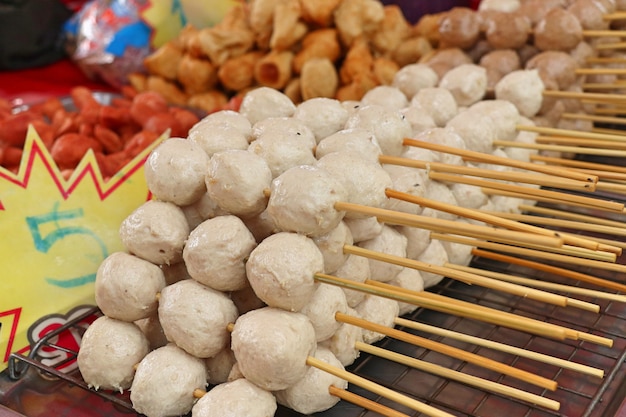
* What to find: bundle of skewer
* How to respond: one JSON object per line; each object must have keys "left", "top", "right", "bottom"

{"left": 73, "top": 2, "right": 626, "bottom": 417}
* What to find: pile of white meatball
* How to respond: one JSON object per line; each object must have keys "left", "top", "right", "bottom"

{"left": 77, "top": 63, "right": 547, "bottom": 417}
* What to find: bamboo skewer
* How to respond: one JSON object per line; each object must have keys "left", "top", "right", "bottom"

{"left": 385, "top": 188, "right": 602, "bottom": 251}
{"left": 392, "top": 317, "right": 604, "bottom": 378}
{"left": 541, "top": 89, "right": 626, "bottom": 103}
{"left": 560, "top": 112, "right": 626, "bottom": 127}
{"left": 519, "top": 204, "right": 626, "bottom": 228}
{"left": 471, "top": 249, "right": 626, "bottom": 294}
{"left": 582, "top": 83, "right": 626, "bottom": 91}
{"left": 587, "top": 56, "right": 626, "bottom": 64}
{"left": 402, "top": 138, "right": 597, "bottom": 182}
{"left": 327, "top": 386, "right": 412, "bottom": 417}
{"left": 307, "top": 356, "right": 455, "bottom": 417}
{"left": 583, "top": 29, "right": 626, "bottom": 37}
{"left": 576, "top": 67, "right": 626, "bottom": 75}
{"left": 356, "top": 342, "right": 561, "bottom": 411}
{"left": 334, "top": 312, "right": 558, "bottom": 391}
{"left": 431, "top": 232, "right": 626, "bottom": 274}
{"left": 602, "top": 11, "right": 626, "bottom": 20}
{"left": 493, "top": 139, "right": 626, "bottom": 158}
{"left": 535, "top": 135, "right": 626, "bottom": 149}
{"left": 516, "top": 124, "right": 626, "bottom": 143}
{"left": 594, "top": 42, "right": 626, "bottom": 50}
{"left": 379, "top": 155, "right": 595, "bottom": 191}
{"left": 427, "top": 171, "right": 625, "bottom": 213}
{"left": 592, "top": 106, "right": 626, "bottom": 116}
{"left": 445, "top": 263, "right": 626, "bottom": 304}
{"left": 530, "top": 155, "right": 626, "bottom": 180}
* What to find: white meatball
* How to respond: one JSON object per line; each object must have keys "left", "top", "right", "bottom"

{"left": 495, "top": 69, "right": 545, "bottom": 118}
{"left": 315, "top": 128, "right": 382, "bottom": 163}
{"left": 441, "top": 234, "right": 474, "bottom": 266}
{"left": 415, "top": 127, "right": 466, "bottom": 165}
{"left": 344, "top": 216, "right": 384, "bottom": 243}
{"left": 439, "top": 64, "right": 488, "bottom": 106}
{"left": 119, "top": 200, "right": 190, "bottom": 265}
{"left": 468, "top": 99, "right": 520, "bottom": 141}
{"left": 450, "top": 182, "right": 488, "bottom": 209}
{"left": 361, "top": 85, "right": 409, "bottom": 111}
{"left": 135, "top": 313, "right": 168, "bottom": 351}
{"left": 231, "top": 307, "right": 317, "bottom": 391}
{"left": 391, "top": 63, "right": 440, "bottom": 100}
{"left": 446, "top": 110, "right": 497, "bottom": 154}
{"left": 204, "top": 348, "right": 237, "bottom": 386}
{"left": 423, "top": 181, "right": 459, "bottom": 221}
{"left": 416, "top": 240, "right": 449, "bottom": 288}
{"left": 293, "top": 97, "right": 350, "bottom": 142}
{"left": 246, "top": 232, "right": 323, "bottom": 311}
{"left": 490, "top": 194, "right": 525, "bottom": 214}
{"left": 410, "top": 87, "right": 459, "bottom": 127}
{"left": 181, "top": 192, "right": 225, "bottom": 231}
{"left": 397, "top": 225, "right": 431, "bottom": 260}
{"left": 188, "top": 111, "right": 252, "bottom": 156}
{"left": 388, "top": 267, "right": 425, "bottom": 316}
{"left": 239, "top": 86, "right": 296, "bottom": 125}
{"left": 183, "top": 215, "right": 257, "bottom": 292}
{"left": 478, "top": 0, "right": 520, "bottom": 12}
{"left": 95, "top": 252, "right": 165, "bottom": 322}
{"left": 316, "top": 151, "right": 393, "bottom": 218}
{"left": 383, "top": 165, "right": 429, "bottom": 216}
{"left": 313, "top": 221, "right": 353, "bottom": 274}
{"left": 355, "top": 295, "right": 400, "bottom": 344}
{"left": 344, "top": 104, "right": 412, "bottom": 156}
{"left": 504, "top": 116, "right": 539, "bottom": 162}
{"left": 334, "top": 254, "right": 371, "bottom": 308}
{"left": 191, "top": 378, "right": 277, "bottom": 417}
{"left": 399, "top": 106, "right": 437, "bottom": 137}
{"left": 274, "top": 346, "right": 348, "bottom": 414}
{"left": 357, "top": 225, "right": 407, "bottom": 282}
{"left": 130, "top": 344, "right": 207, "bottom": 417}
{"left": 158, "top": 280, "right": 239, "bottom": 358}
{"left": 206, "top": 150, "right": 272, "bottom": 217}
{"left": 300, "top": 283, "right": 348, "bottom": 342}
{"left": 78, "top": 316, "right": 150, "bottom": 392}
{"left": 250, "top": 117, "right": 317, "bottom": 146}
{"left": 320, "top": 307, "right": 363, "bottom": 366}
{"left": 267, "top": 165, "right": 347, "bottom": 237}
{"left": 144, "top": 138, "right": 209, "bottom": 206}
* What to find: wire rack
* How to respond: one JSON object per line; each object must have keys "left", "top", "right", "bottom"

{"left": 2, "top": 162, "right": 626, "bottom": 416}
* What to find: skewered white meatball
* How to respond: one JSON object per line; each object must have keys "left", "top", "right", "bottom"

{"left": 230, "top": 307, "right": 317, "bottom": 391}
{"left": 355, "top": 294, "right": 400, "bottom": 344}
{"left": 344, "top": 104, "right": 412, "bottom": 156}
{"left": 239, "top": 86, "right": 296, "bottom": 125}
{"left": 468, "top": 99, "right": 520, "bottom": 141}
{"left": 410, "top": 87, "right": 459, "bottom": 127}
{"left": 440, "top": 232, "right": 474, "bottom": 266}
{"left": 316, "top": 151, "right": 393, "bottom": 218}
{"left": 449, "top": 182, "right": 488, "bottom": 209}
{"left": 357, "top": 225, "right": 407, "bottom": 282}
{"left": 315, "top": 128, "right": 382, "bottom": 163}
{"left": 144, "top": 138, "right": 209, "bottom": 206}
{"left": 397, "top": 225, "right": 431, "bottom": 260}
{"left": 391, "top": 63, "right": 440, "bottom": 100}
{"left": 181, "top": 192, "right": 224, "bottom": 230}
{"left": 130, "top": 344, "right": 207, "bottom": 417}
{"left": 439, "top": 64, "right": 488, "bottom": 107}
{"left": 388, "top": 267, "right": 425, "bottom": 316}
{"left": 206, "top": 150, "right": 272, "bottom": 218}
{"left": 191, "top": 378, "right": 277, "bottom": 417}
{"left": 95, "top": 252, "right": 165, "bottom": 322}
{"left": 361, "top": 85, "right": 409, "bottom": 111}
{"left": 267, "top": 165, "right": 348, "bottom": 237}
{"left": 384, "top": 164, "right": 429, "bottom": 216}
{"left": 274, "top": 346, "right": 348, "bottom": 414}
{"left": 422, "top": 181, "right": 459, "bottom": 221}
{"left": 158, "top": 279, "right": 239, "bottom": 358}
{"left": 344, "top": 216, "right": 384, "bottom": 243}
{"left": 77, "top": 316, "right": 150, "bottom": 392}
{"left": 446, "top": 109, "right": 497, "bottom": 154}
{"left": 335, "top": 254, "right": 371, "bottom": 308}
{"left": 250, "top": 116, "right": 317, "bottom": 145}
{"left": 187, "top": 111, "right": 252, "bottom": 156}
{"left": 135, "top": 313, "right": 168, "bottom": 351}
{"left": 183, "top": 215, "right": 257, "bottom": 292}
{"left": 495, "top": 70, "right": 545, "bottom": 118}
{"left": 246, "top": 232, "right": 323, "bottom": 311}
{"left": 119, "top": 200, "right": 190, "bottom": 266}
{"left": 313, "top": 221, "right": 353, "bottom": 274}
{"left": 320, "top": 307, "right": 364, "bottom": 366}
{"left": 293, "top": 97, "right": 351, "bottom": 142}
{"left": 400, "top": 106, "right": 437, "bottom": 137}
{"left": 416, "top": 127, "right": 466, "bottom": 165}
{"left": 300, "top": 283, "right": 349, "bottom": 342}
{"left": 417, "top": 240, "right": 450, "bottom": 288}
{"left": 204, "top": 348, "right": 237, "bottom": 386}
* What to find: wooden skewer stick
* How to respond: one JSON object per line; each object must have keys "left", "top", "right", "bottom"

{"left": 446, "top": 263, "right": 626, "bottom": 304}
{"left": 392, "top": 317, "right": 604, "bottom": 378}
{"left": 576, "top": 67, "right": 626, "bottom": 75}
{"left": 432, "top": 232, "right": 626, "bottom": 275}
{"left": 427, "top": 171, "right": 625, "bottom": 213}
{"left": 193, "top": 388, "right": 206, "bottom": 399}
{"left": 471, "top": 248, "right": 626, "bottom": 294}
{"left": 356, "top": 342, "right": 561, "bottom": 411}
{"left": 334, "top": 201, "right": 565, "bottom": 249}
{"left": 334, "top": 312, "right": 558, "bottom": 391}
{"left": 307, "top": 356, "right": 455, "bottom": 417}
{"left": 530, "top": 154, "right": 626, "bottom": 179}
{"left": 379, "top": 155, "right": 595, "bottom": 191}
{"left": 560, "top": 112, "right": 626, "bottom": 127}
{"left": 582, "top": 83, "right": 626, "bottom": 91}
{"left": 583, "top": 29, "right": 626, "bottom": 37}
{"left": 587, "top": 56, "right": 626, "bottom": 64}
{"left": 594, "top": 41, "right": 626, "bottom": 50}
{"left": 385, "top": 189, "right": 601, "bottom": 252}
{"left": 493, "top": 140, "right": 626, "bottom": 158}
{"left": 541, "top": 89, "right": 626, "bottom": 103}
{"left": 316, "top": 273, "right": 570, "bottom": 342}
{"left": 591, "top": 106, "right": 626, "bottom": 116}
{"left": 519, "top": 204, "right": 626, "bottom": 229}
{"left": 327, "top": 386, "right": 411, "bottom": 417}
{"left": 535, "top": 134, "right": 626, "bottom": 149}
{"left": 402, "top": 138, "right": 597, "bottom": 183}
{"left": 602, "top": 11, "right": 626, "bottom": 20}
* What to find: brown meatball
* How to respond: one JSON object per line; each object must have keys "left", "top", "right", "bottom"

{"left": 438, "top": 7, "right": 482, "bottom": 49}
{"left": 518, "top": 0, "right": 565, "bottom": 26}
{"left": 482, "top": 11, "right": 531, "bottom": 49}
{"left": 568, "top": 0, "right": 611, "bottom": 30}
{"left": 534, "top": 8, "right": 583, "bottom": 51}
{"left": 422, "top": 47, "right": 473, "bottom": 79}
{"left": 480, "top": 49, "right": 522, "bottom": 90}
{"left": 526, "top": 50, "right": 579, "bottom": 90}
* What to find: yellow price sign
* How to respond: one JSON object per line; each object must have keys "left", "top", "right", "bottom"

{"left": 0, "top": 127, "right": 164, "bottom": 371}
